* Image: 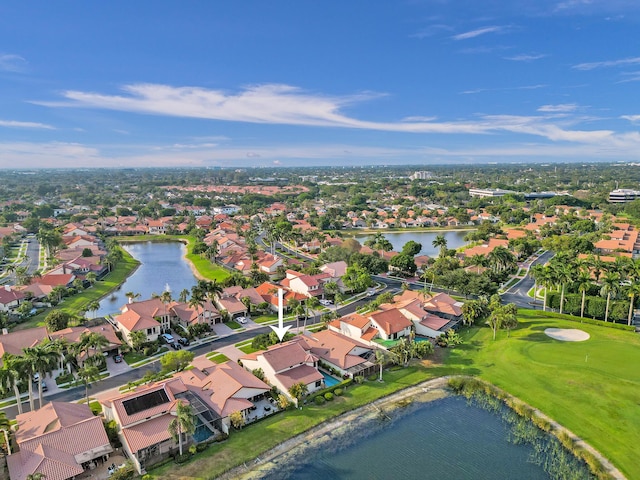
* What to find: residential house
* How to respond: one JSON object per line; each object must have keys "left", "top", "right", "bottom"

{"left": 171, "top": 300, "right": 221, "bottom": 328}
{"left": 281, "top": 270, "right": 327, "bottom": 298}
{"left": 240, "top": 341, "right": 325, "bottom": 402}
{"left": 7, "top": 402, "right": 113, "bottom": 480}
{"left": 0, "top": 285, "right": 25, "bottom": 312}
{"left": 0, "top": 327, "right": 48, "bottom": 362}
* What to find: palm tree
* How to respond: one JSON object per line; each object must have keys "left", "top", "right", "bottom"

{"left": 601, "top": 271, "right": 620, "bottom": 322}
{"left": 179, "top": 288, "right": 190, "bottom": 303}
{"left": 189, "top": 286, "right": 206, "bottom": 323}
{"left": 78, "top": 332, "right": 110, "bottom": 366}
{"left": 87, "top": 301, "right": 101, "bottom": 319}
{"left": 240, "top": 296, "right": 252, "bottom": 316}
{"left": 1, "top": 354, "right": 26, "bottom": 415}
{"left": 576, "top": 270, "right": 592, "bottom": 319}
{"left": 77, "top": 364, "right": 101, "bottom": 406}
{"left": 21, "top": 347, "right": 43, "bottom": 411}
{"left": 529, "top": 264, "right": 545, "bottom": 305}
{"left": 28, "top": 343, "right": 59, "bottom": 409}
{"left": 627, "top": 283, "right": 640, "bottom": 326}
{"left": 160, "top": 290, "right": 173, "bottom": 327}
{"left": 551, "top": 260, "right": 574, "bottom": 315}
{"left": 125, "top": 291, "right": 140, "bottom": 304}
{"left": 304, "top": 296, "right": 321, "bottom": 330}
{"left": 168, "top": 400, "right": 195, "bottom": 456}
{"left": 26, "top": 473, "right": 47, "bottom": 480}
{"left": 432, "top": 234, "right": 448, "bottom": 257}
{"left": 85, "top": 271, "right": 97, "bottom": 286}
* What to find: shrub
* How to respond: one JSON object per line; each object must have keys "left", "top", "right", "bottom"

{"left": 354, "top": 375, "right": 364, "bottom": 384}
{"left": 196, "top": 443, "right": 209, "bottom": 453}
{"left": 174, "top": 453, "right": 192, "bottom": 464}
{"left": 314, "top": 396, "right": 326, "bottom": 405}
{"left": 333, "top": 388, "right": 343, "bottom": 396}
{"left": 324, "top": 392, "right": 334, "bottom": 401}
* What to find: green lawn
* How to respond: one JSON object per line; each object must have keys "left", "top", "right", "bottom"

{"left": 13, "top": 249, "right": 140, "bottom": 330}
{"left": 251, "top": 313, "right": 277, "bottom": 324}
{"left": 226, "top": 320, "right": 242, "bottom": 330}
{"left": 146, "top": 309, "right": 639, "bottom": 480}
{"left": 443, "top": 310, "right": 640, "bottom": 479}
{"left": 206, "top": 352, "right": 230, "bottom": 364}
{"left": 147, "top": 366, "right": 437, "bottom": 480}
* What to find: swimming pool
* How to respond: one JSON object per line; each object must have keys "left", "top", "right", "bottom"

{"left": 321, "top": 371, "right": 340, "bottom": 387}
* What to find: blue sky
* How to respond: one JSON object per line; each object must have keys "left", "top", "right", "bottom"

{"left": 1, "top": 0, "right": 640, "bottom": 168}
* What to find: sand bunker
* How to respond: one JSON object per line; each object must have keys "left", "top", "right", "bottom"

{"left": 544, "top": 328, "right": 590, "bottom": 342}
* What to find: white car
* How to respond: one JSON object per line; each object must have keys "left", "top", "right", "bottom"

{"left": 237, "top": 316, "right": 248, "bottom": 324}
{"left": 319, "top": 299, "right": 333, "bottom": 306}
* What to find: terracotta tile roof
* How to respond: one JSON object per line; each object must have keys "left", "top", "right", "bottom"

{"left": 338, "top": 312, "right": 370, "bottom": 329}
{"left": 420, "top": 314, "right": 450, "bottom": 331}
{"left": 0, "top": 286, "right": 25, "bottom": 305}
{"left": 361, "top": 327, "right": 379, "bottom": 341}
{"left": 0, "top": 326, "right": 48, "bottom": 361}
{"left": 115, "top": 309, "right": 160, "bottom": 332}
{"left": 300, "top": 330, "right": 371, "bottom": 369}
{"left": 261, "top": 342, "right": 309, "bottom": 372}
{"left": 121, "top": 413, "right": 174, "bottom": 454}
{"left": 369, "top": 309, "right": 412, "bottom": 336}
{"left": 109, "top": 378, "right": 186, "bottom": 427}
{"left": 9, "top": 402, "right": 112, "bottom": 480}
{"left": 276, "top": 364, "right": 323, "bottom": 390}
{"left": 424, "top": 293, "right": 463, "bottom": 317}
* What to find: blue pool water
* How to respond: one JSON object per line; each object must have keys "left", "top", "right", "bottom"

{"left": 321, "top": 371, "right": 340, "bottom": 387}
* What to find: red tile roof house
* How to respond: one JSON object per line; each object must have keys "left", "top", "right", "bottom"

{"left": 381, "top": 297, "right": 452, "bottom": 339}
{"left": 7, "top": 402, "right": 113, "bottom": 480}
{"left": 395, "top": 290, "right": 464, "bottom": 323}
{"left": 49, "top": 324, "right": 122, "bottom": 364}
{"left": 368, "top": 308, "right": 413, "bottom": 341}
{"left": 113, "top": 299, "right": 171, "bottom": 346}
{"left": 240, "top": 341, "right": 324, "bottom": 404}
{"left": 0, "top": 285, "right": 25, "bottom": 312}
{"left": 294, "top": 330, "right": 376, "bottom": 379}
{"left": 281, "top": 270, "right": 328, "bottom": 298}
{"left": 101, "top": 378, "right": 196, "bottom": 474}
{"left": 171, "top": 300, "right": 222, "bottom": 328}
{"left": 215, "top": 295, "right": 248, "bottom": 319}
{"left": 174, "top": 359, "right": 271, "bottom": 432}
{"left": 255, "top": 282, "right": 307, "bottom": 312}
{"left": 328, "top": 312, "right": 379, "bottom": 346}
{"left": 221, "top": 286, "right": 265, "bottom": 311}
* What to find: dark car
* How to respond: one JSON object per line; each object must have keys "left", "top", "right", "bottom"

{"left": 113, "top": 354, "right": 123, "bottom": 363}
{"left": 177, "top": 337, "right": 190, "bottom": 346}
{"left": 170, "top": 342, "right": 181, "bottom": 350}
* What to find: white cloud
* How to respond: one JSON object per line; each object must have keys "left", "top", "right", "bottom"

{"left": 0, "top": 119, "right": 54, "bottom": 129}
{"left": 461, "top": 84, "right": 547, "bottom": 94}
{"left": 573, "top": 56, "right": 640, "bottom": 70}
{"left": 537, "top": 104, "right": 579, "bottom": 113}
{"left": 504, "top": 53, "right": 547, "bottom": 62}
{"left": 452, "top": 26, "right": 505, "bottom": 40}
{"left": 0, "top": 54, "right": 27, "bottom": 72}
{"left": 621, "top": 115, "right": 640, "bottom": 123}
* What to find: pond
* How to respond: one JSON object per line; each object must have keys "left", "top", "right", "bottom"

{"left": 96, "top": 241, "right": 198, "bottom": 317}
{"left": 257, "top": 395, "right": 563, "bottom": 480}
{"left": 354, "top": 230, "right": 469, "bottom": 257}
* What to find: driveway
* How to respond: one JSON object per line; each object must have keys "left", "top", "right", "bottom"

{"left": 215, "top": 344, "right": 245, "bottom": 362}
{"left": 212, "top": 322, "right": 235, "bottom": 336}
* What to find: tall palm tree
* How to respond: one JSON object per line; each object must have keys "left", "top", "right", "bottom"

{"left": 627, "top": 283, "right": 640, "bottom": 326}
{"left": 77, "top": 364, "right": 101, "bottom": 406}
{"left": 1, "top": 354, "right": 25, "bottom": 415}
{"left": 576, "top": 270, "right": 592, "bottom": 319}
{"left": 160, "top": 290, "right": 173, "bottom": 328}
{"left": 529, "top": 264, "right": 545, "bottom": 305}
{"left": 29, "top": 343, "right": 60, "bottom": 409}
{"left": 78, "top": 332, "right": 110, "bottom": 366}
{"left": 85, "top": 271, "right": 97, "bottom": 286}
{"left": 188, "top": 287, "right": 206, "bottom": 323}
{"left": 601, "top": 271, "right": 620, "bottom": 322}
{"left": 432, "top": 234, "right": 448, "bottom": 257}
{"left": 304, "top": 296, "right": 321, "bottom": 331}
{"left": 552, "top": 260, "right": 574, "bottom": 315}
{"left": 125, "top": 291, "right": 140, "bottom": 304}
{"left": 21, "top": 347, "right": 41, "bottom": 411}
{"left": 179, "top": 288, "right": 190, "bottom": 303}
{"left": 168, "top": 400, "right": 195, "bottom": 456}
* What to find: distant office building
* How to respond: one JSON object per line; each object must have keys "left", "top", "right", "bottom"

{"left": 212, "top": 205, "right": 241, "bottom": 215}
{"left": 468, "top": 188, "right": 516, "bottom": 198}
{"left": 410, "top": 171, "right": 434, "bottom": 180}
{"left": 300, "top": 175, "right": 318, "bottom": 182}
{"left": 608, "top": 189, "right": 640, "bottom": 203}
{"left": 524, "top": 191, "right": 562, "bottom": 200}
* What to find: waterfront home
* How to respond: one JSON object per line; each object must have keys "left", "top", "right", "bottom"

{"left": 7, "top": 402, "right": 113, "bottom": 480}
{"left": 240, "top": 341, "right": 324, "bottom": 403}
{"left": 295, "top": 330, "right": 376, "bottom": 378}
{"left": 120, "top": 298, "right": 174, "bottom": 332}
{"left": 0, "top": 326, "right": 48, "bottom": 362}
{"left": 174, "top": 358, "right": 272, "bottom": 431}
{"left": 328, "top": 313, "right": 380, "bottom": 347}
{"left": 171, "top": 300, "right": 222, "bottom": 328}
{"left": 368, "top": 308, "right": 413, "bottom": 341}
{"left": 49, "top": 324, "right": 122, "bottom": 364}
{"left": 101, "top": 378, "right": 200, "bottom": 474}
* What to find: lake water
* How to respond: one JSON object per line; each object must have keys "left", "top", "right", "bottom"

{"left": 96, "top": 241, "right": 197, "bottom": 317}
{"left": 354, "top": 230, "right": 469, "bottom": 257}
{"left": 259, "top": 396, "right": 551, "bottom": 480}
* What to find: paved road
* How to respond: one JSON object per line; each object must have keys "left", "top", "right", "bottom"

{"left": 501, "top": 250, "right": 555, "bottom": 309}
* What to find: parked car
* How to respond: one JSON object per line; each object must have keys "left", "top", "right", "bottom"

{"left": 319, "top": 299, "right": 333, "bottom": 306}
{"left": 41, "top": 380, "right": 48, "bottom": 392}
{"left": 366, "top": 289, "right": 376, "bottom": 297}
{"left": 237, "top": 316, "right": 248, "bottom": 324}
{"left": 177, "top": 337, "right": 190, "bottom": 346}
{"left": 160, "top": 333, "right": 175, "bottom": 344}
{"left": 113, "top": 354, "right": 123, "bottom": 363}
{"left": 170, "top": 342, "right": 181, "bottom": 350}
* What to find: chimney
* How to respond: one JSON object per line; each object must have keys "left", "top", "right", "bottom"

{"left": 2, "top": 328, "right": 8, "bottom": 335}
{"left": 4, "top": 285, "right": 10, "bottom": 292}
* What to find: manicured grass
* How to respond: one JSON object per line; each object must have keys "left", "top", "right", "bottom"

{"left": 147, "top": 366, "right": 439, "bottom": 480}
{"left": 12, "top": 248, "right": 140, "bottom": 330}
{"left": 206, "top": 352, "right": 230, "bottom": 364}
{"left": 226, "top": 320, "right": 242, "bottom": 330}
{"left": 252, "top": 313, "right": 277, "bottom": 324}
{"left": 237, "top": 344, "right": 259, "bottom": 354}
{"left": 123, "top": 351, "right": 146, "bottom": 364}
{"left": 443, "top": 309, "right": 640, "bottom": 479}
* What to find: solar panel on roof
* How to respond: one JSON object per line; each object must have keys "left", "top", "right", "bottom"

{"left": 122, "top": 389, "right": 170, "bottom": 416}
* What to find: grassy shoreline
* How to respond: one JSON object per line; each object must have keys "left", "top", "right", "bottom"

{"left": 145, "top": 310, "right": 638, "bottom": 479}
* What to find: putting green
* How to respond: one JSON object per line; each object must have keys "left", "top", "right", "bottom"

{"left": 450, "top": 312, "right": 640, "bottom": 479}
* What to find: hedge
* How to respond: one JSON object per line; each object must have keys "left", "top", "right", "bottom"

{"left": 306, "top": 378, "right": 353, "bottom": 403}
{"left": 545, "top": 293, "right": 632, "bottom": 325}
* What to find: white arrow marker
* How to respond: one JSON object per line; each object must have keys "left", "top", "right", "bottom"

{"left": 270, "top": 288, "right": 291, "bottom": 342}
